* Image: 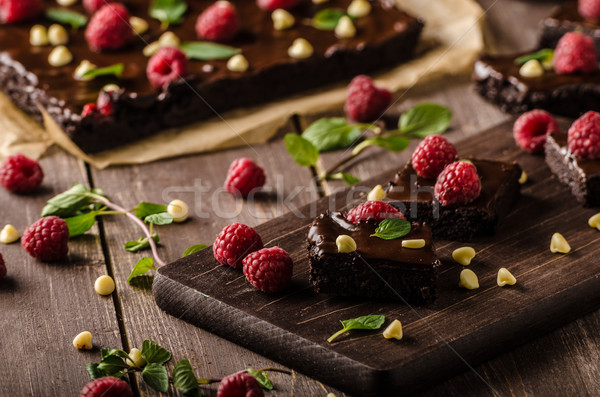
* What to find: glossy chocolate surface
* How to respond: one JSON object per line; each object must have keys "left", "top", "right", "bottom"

{"left": 548, "top": 133, "right": 600, "bottom": 176}
{"left": 546, "top": 1, "right": 599, "bottom": 27}
{"left": 307, "top": 212, "right": 435, "bottom": 266}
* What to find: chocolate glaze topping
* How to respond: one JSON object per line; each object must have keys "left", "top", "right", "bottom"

{"left": 546, "top": 2, "right": 600, "bottom": 28}
{"left": 549, "top": 133, "right": 600, "bottom": 176}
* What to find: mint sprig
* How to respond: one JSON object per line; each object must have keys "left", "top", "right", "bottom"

{"left": 328, "top": 315, "right": 385, "bottom": 342}
{"left": 150, "top": 0, "right": 187, "bottom": 28}
{"left": 81, "top": 63, "right": 124, "bottom": 80}
{"left": 284, "top": 134, "right": 319, "bottom": 167}
{"left": 514, "top": 48, "right": 554, "bottom": 66}
{"left": 397, "top": 103, "right": 452, "bottom": 137}
{"left": 45, "top": 8, "right": 88, "bottom": 29}
{"left": 179, "top": 41, "right": 241, "bottom": 61}
{"left": 370, "top": 218, "right": 411, "bottom": 240}
{"left": 127, "top": 257, "right": 156, "bottom": 284}
{"left": 182, "top": 244, "right": 209, "bottom": 257}
{"left": 125, "top": 234, "right": 160, "bottom": 253}
{"left": 301, "top": 117, "right": 362, "bottom": 152}
{"left": 312, "top": 8, "right": 347, "bottom": 30}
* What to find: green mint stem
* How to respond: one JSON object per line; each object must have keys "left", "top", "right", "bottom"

{"left": 211, "top": 367, "right": 292, "bottom": 382}
{"left": 327, "top": 328, "right": 349, "bottom": 343}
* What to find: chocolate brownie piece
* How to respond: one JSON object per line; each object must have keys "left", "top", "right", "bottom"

{"left": 545, "top": 132, "right": 600, "bottom": 206}
{"left": 472, "top": 54, "right": 600, "bottom": 117}
{"left": 0, "top": 0, "right": 423, "bottom": 153}
{"left": 385, "top": 159, "right": 522, "bottom": 240}
{"left": 307, "top": 212, "right": 440, "bottom": 303}
{"left": 539, "top": 2, "right": 600, "bottom": 54}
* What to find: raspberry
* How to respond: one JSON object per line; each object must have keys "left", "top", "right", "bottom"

{"left": 80, "top": 377, "right": 133, "bottom": 397}
{"left": 513, "top": 109, "right": 560, "bottom": 153}
{"left": 344, "top": 75, "right": 393, "bottom": 123}
{"left": 0, "top": 0, "right": 42, "bottom": 23}
{"left": 96, "top": 90, "right": 113, "bottom": 116}
{"left": 257, "top": 0, "right": 300, "bottom": 10}
{"left": 346, "top": 200, "right": 404, "bottom": 223}
{"left": 242, "top": 246, "right": 293, "bottom": 293}
{"left": 83, "top": 0, "right": 115, "bottom": 14}
{"left": 568, "top": 111, "right": 600, "bottom": 158}
{"left": 146, "top": 46, "right": 189, "bottom": 88}
{"left": 81, "top": 103, "right": 97, "bottom": 117}
{"left": 553, "top": 32, "right": 598, "bottom": 74}
{"left": 217, "top": 372, "right": 264, "bottom": 397}
{"left": 411, "top": 135, "right": 458, "bottom": 178}
{"left": 0, "top": 153, "right": 44, "bottom": 193}
{"left": 579, "top": 0, "right": 600, "bottom": 19}
{"left": 434, "top": 161, "right": 481, "bottom": 207}
{"left": 85, "top": 3, "right": 133, "bottom": 52}
{"left": 0, "top": 253, "right": 6, "bottom": 280}
{"left": 195, "top": 1, "right": 240, "bottom": 42}
{"left": 213, "top": 223, "right": 263, "bottom": 268}
{"left": 21, "top": 216, "right": 69, "bottom": 261}
{"left": 224, "top": 158, "right": 266, "bottom": 197}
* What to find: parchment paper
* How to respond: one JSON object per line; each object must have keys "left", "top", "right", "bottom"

{"left": 1, "top": 0, "right": 484, "bottom": 168}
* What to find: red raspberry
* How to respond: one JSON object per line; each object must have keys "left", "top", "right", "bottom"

{"left": 21, "top": 216, "right": 69, "bottom": 262}
{"left": 217, "top": 372, "right": 264, "bottom": 397}
{"left": 242, "top": 246, "right": 293, "bottom": 293}
{"left": 0, "top": 0, "right": 42, "bottom": 23}
{"left": 346, "top": 201, "right": 404, "bottom": 223}
{"left": 85, "top": 3, "right": 133, "bottom": 52}
{"left": 579, "top": 0, "right": 600, "bottom": 19}
{"left": 146, "top": 46, "right": 189, "bottom": 88}
{"left": 96, "top": 90, "right": 114, "bottom": 116}
{"left": 411, "top": 136, "right": 458, "bottom": 178}
{"left": 195, "top": 1, "right": 240, "bottom": 42}
{"left": 213, "top": 223, "right": 263, "bottom": 268}
{"left": 0, "top": 253, "right": 6, "bottom": 280}
{"left": 80, "top": 377, "right": 134, "bottom": 397}
{"left": 568, "top": 111, "right": 600, "bottom": 158}
{"left": 224, "top": 158, "right": 266, "bottom": 197}
{"left": 513, "top": 109, "right": 560, "bottom": 153}
{"left": 83, "top": 0, "right": 115, "bottom": 14}
{"left": 0, "top": 153, "right": 44, "bottom": 193}
{"left": 434, "top": 161, "right": 481, "bottom": 207}
{"left": 257, "top": 0, "right": 300, "bottom": 10}
{"left": 344, "top": 75, "right": 393, "bottom": 123}
{"left": 81, "top": 103, "right": 97, "bottom": 117}
{"left": 553, "top": 32, "right": 598, "bottom": 74}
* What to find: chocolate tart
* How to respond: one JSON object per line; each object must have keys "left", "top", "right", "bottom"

{"left": 385, "top": 159, "right": 522, "bottom": 240}
{"left": 307, "top": 212, "right": 441, "bottom": 303}
{"left": 539, "top": 2, "right": 600, "bottom": 54}
{"left": 0, "top": 0, "right": 423, "bottom": 153}
{"left": 545, "top": 132, "right": 600, "bottom": 206}
{"left": 472, "top": 53, "right": 600, "bottom": 117}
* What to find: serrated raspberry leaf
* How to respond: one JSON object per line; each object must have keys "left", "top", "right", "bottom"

{"left": 150, "top": 0, "right": 187, "bottom": 27}
{"left": 144, "top": 212, "right": 173, "bottom": 225}
{"left": 81, "top": 63, "right": 124, "bottom": 79}
{"left": 65, "top": 211, "right": 99, "bottom": 237}
{"left": 45, "top": 8, "right": 88, "bottom": 29}
{"left": 134, "top": 202, "right": 167, "bottom": 219}
{"left": 312, "top": 8, "right": 347, "bottom": 30}
{"left": 141, "top": 340, "right": 172, "bottom": 365}
{"left": 125, "top": 234, "right": 160, "bottom": 252}
{"left": 173, "top": 359, "right": 200, "bottom": 395}
{"left": 86, "top": 363, "right": 108, "bottom": 380}
{"left": 41, "top": 183, "right": 104, "bottom": 218}
{"left": 182, "top": 244, "right": 209, "bottom": 257}
{"left": 247, "top": 368, "right": 274, "bottom": 390}
{"left": 370, "top": 218, "right": 411, "bottom": 240}
{"left": 301, "top": 117, "right": 362, "bottom": 152}
{"left": 97, "top": 355, "right": 129, "bottom": 376}
{"left": 284, "top": 134, "right": 320, "bottom": 167}
{"left": 514, "top": 48, "right": 554, "bottom": 66}
{"left": 142, "top": 363, "right": 170, "bottom": 393}
{"left": 127, "top": 257, "right": 156, "bottom": 283}
{"left": 398, "top": 103, "right": 452, "bottom": 138}
{"left": 179, "top": 41, "right": 241, "bottom": 61}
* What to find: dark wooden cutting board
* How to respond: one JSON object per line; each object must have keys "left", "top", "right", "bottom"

{"left": 154, "top": 120, "right": 600, "bottom": 396}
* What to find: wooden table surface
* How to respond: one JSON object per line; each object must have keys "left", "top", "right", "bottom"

{"left": 3, "top": 1, "right": 598, "bottom": 396}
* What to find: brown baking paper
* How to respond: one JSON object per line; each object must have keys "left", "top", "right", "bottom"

{"left": 2, "top": 0, "right": 484, "bottom": 168}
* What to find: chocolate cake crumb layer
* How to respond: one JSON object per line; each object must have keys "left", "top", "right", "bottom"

{"left": 539, "top": 2, "right": 600, "bottom": 55}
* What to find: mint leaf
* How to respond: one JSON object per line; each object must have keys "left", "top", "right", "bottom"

{"left": 142, "top": 363, "right": 169, "bottom": 393}
{"left": 42, "top": 184, "right": 100, "bottom": 218}
{"left": 370, "top": 218, "right": 411, "bottom": 240}
{"left": 182, "top": 244, "right": 209, "bottom": 257}
{"left": 141, "top": 340, "right": 171, "bottom": 365}
{"left": 514, "top": 48, "right": 554, "bottom": 66}
{"left": 173, "top": 359, "right": 199, "bottom": 395}
{"left": 82, "top": 63, "right": 124, "bottom": 80}
{"left": 284, "top": 134, "right": 319, "bottom": 167}
{"left": 97, "top": 355, "right": 128, "bottom": 376}
{"left": 145, "top": 212, "right": 173, "bottom": 225}
{"left": 127, "top": 257, "right": 156, "bottom": 283}
{"left": 247, "top": 369, "right": 274, "bottom": 390}
{"left": 312, "top": 8, "right": 346, "bottom": 30}
{"left": 398, "top": 103, "right": 452, "bottom": 138}
{"left": 331, "top": 172, "right": 360, "bottom": 186}
{"left": 302, "top": 118, "right": 362, "bottom": 152}
{"left": 134, "top": 202, "right": 167, "bottom": 219}
{"left": 149, "top": 0, "right": 187, "bottom": 27}
{"left": 180, "top": 41, "right": 241, "bottom": 61}
{"left": 368, "top": 136, "right": 410, "bottom": 152}
{"left": 45, "top": 8, "right": 88, "bottom": 29}
{"left": 328, "top": 314, "right": 385, "bottom": 342}
{"left": 65, "top": 211, "right": 98, "bottom": 237}
{"left": 125, "top": 234, "right": 160, "bottom": 253}
{"left": 86, "top": 363, "right": 107, "bottom": 380}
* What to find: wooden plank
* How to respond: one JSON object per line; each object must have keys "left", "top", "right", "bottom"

{"left": 0, "top": 147, "right": 124, "bottom": 396}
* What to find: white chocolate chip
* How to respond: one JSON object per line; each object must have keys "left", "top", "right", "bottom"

{"left": 452, "top": 246, "right": 476, "bottom": 266}
{"left": 519, "top": 170, "right": 527, "bottom": 184}
{"left": 94, "top": 275, "right": 115, "bottom": 295}
{"left": 167, "top": 199, "right": 189, "bottom": 223}
{"left": 126, "top": 348, "right": 146, "bottom": 368}
{"left": 57, "top": 0, "right": 78, "bottom": 5}
{"left": 401, "top": 239, "right": 425, "bottom": 249}
{"left": 383, "top": 319, "right": 403, "bottom": 340}
{"left": 497, "top": 267, "right": 517, "bottom": 287}
{"left": 129, "top": 16, "right": 149, "bottom": 35}
{"left": 335, "top": 15, "right": 356, "bottom": 38}
{"left": 143, "top": 41, "right": 161, "bottom": 57}
{"left": 73, "top": 60, "right": 97, "bottom": 81}
{"left": 336, "top": 234, "right": 357, "bottom": 253}
{"left": 102, "top": 84, "right": 120, "bottom": 93}
{"left": 159, "top": 31, "right": 180, "bottom": 47}
{"left": 48, "top": 46, "right": 73, "bottom": 67}
{"left": 30, "top": 25, "right": 49, "bottom": 46}
{"left": 459, "top": 269, "right": 479, "bottom": 290}
{"left": 227, "top": 54, "right": 249, "bottom": 72}
{"left": 550, "top": 232, "right": 570, "bottom": 254}
{"left": 326, "top": 394, "right": 337, "bottom": 397}
{"left": 73, "top": 331, "right": 93, "bottom": 350}
{"left": 519, "top": 59, "right": 544, "bottom": 78}
{"left": 367, "top": 185, "right": 386, "bottom": 201}
{"left": 313, "top": 0, "right": 329, "bottom": 3}
{"left": 0, "top": 225, "right": 19, "bottom": 244}
{"left": 347, "top": 0, "right": 372, "bottom": 18}
{"left": 48, "top": 24, "right": 69, "bottom": 46}
{"left": 271, "top": 9, "right": 295, "bottom": 30}
{"left": 588, "top": 213, "right": 600, "bottom": 231}
{"left": 288, "top": 38, "right": 313, "bottom": 59}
